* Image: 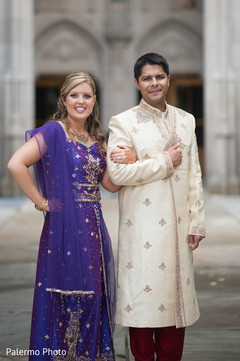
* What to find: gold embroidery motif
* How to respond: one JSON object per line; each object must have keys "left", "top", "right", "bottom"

{"left": 144, "top": 241, "right": 152, "bottom": 249}
{"left": 143, "top": 198, "right": 151, "bottom": 207}
{"left": 162, "top": 151, "right": 174, "bottom": 177}
{"left": 159, "top": 262, "right": 166, "bottom": 270}
{"left": 125, "top": 219, "right": 133, "bottom": 227}
{"left": 144, "top": 285, "right": 152, "bottom": 293}
{"left": 136, "top": 100, "right": 185, "bottom": 153}
{"left": 176, "top": 108, "right": 188, "bottom": 117}
{"left": 132, "top": 126, "right": 139, "bottom": 133}
{"left": 143, "top": 153, "right": 152, "bottom": 160}
{"left": 174, "top": 175, "right": 180, "bottom": 182}
{"left": 191, "top": 226, "right": 206, "bottom": 237}
{"left": 186, "top": 278, "right": 191, "bottom": 285}
{"left": 73, "top": 183, "right": 101, "bottom": 203}
{"left": 159, "top": 218, "right": 166, "bottom": 226}
{"left": 158, "top": 304, "right": 166, "bottom": 312}
{"left": 124, "top": 304, "right": 132, "bottom": 313}
{"left": 126, "top": 262, "right": 133, "bottom": 269}
{"left": 169, "top": 179, "right": 186, "bottom": 328}
{"left": 46, "top": 288, "right": 94, "bottom": 295}
{"left": 181, "top": 122, "right": 187, "bottom": 129}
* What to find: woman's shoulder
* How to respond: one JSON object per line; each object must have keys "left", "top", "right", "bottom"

{"left": 26, "top": 121, "right": 64, "bottom": 143}
{"left": 37, "top": 120, "right": 64, "bottom": 137}
{"left": 41, "top": 120, "right": 62, "bottom": 131}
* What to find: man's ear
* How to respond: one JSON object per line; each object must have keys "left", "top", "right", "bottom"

{"left": 168, "top": 75, "right": 170, "bottom": 87}
{"left": 134, "top": 78, "right": 140, "bottom": 91}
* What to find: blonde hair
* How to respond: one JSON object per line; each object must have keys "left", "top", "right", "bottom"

{"left": 52, "top": 72, "right": 106, "bottom": 154}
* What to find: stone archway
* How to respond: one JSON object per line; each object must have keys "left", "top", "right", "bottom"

{"left": 35, "top": 19, "right": 102, "bottom": 77}
{"left": 134, "top": 19, "right": 203, "bottom": 76}
{"left": 34, "top": 19, "right": 104, "bottom": 127}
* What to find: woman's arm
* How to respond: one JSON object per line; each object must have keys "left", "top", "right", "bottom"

{"left": 101, "top": 167, "right": 122, "bottom": 193}
{"left": 7, "top": 137, "right": 48, "bottom": 209}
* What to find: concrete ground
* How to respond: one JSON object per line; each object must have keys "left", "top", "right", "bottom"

{"left": 0, "top": 191, "right": 240, "bottom": 360}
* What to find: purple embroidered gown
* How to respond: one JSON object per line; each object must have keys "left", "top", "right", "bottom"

{"left": 26, "top": 122, "right": 116, "bottom": 360}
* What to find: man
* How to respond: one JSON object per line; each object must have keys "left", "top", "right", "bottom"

{"left": 107, "top": 53, "right": 206, "bottom": 361}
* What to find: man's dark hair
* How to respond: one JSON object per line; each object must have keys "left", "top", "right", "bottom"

{"left": 134, "top": 53, "right": 170, "bottom": 81}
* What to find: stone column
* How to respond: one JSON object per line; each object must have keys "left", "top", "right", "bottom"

{"left": 204, "top": 0, "right": 239, "bottom": 193}
{"left": 103, "top": 1, "right": 136, "bottom": 135}
{"left": 0, "top": 0, "right": 34, "bottom": 196}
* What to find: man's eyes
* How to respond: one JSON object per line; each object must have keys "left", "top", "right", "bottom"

{"left": 143, "top": 77, "right": 151, "bottom": 81}
{"left": 142, "top": 75, "right": 165, "bottom": 81}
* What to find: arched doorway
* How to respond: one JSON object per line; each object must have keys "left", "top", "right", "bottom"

{"left": 35, "top": 75, "right": 64, "bottom": 128}
{"left": 35, "top": 74, "right": 101, "bottom": 128}
{"left": 167, "top": 76, "right": 204, "bottom": 173}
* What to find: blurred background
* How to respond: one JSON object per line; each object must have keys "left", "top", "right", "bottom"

{"left": 0, "top": 0, "right": 240, "bottom": 196}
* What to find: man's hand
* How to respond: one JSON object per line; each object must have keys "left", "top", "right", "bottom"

{"left": 167, "top": 144, "right": 182, "bottom": 167}
{"left": 188, "top": 235, "right": 204, "bottom": 251}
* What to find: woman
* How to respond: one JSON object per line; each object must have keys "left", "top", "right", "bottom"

{"left": 8, "top": 72, "right": 135, "bottom": 360}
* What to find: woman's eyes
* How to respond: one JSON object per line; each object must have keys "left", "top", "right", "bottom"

{"left": 70, "top": 93, "right": 91, "bottom": 99}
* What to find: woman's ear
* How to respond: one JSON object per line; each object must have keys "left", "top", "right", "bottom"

{"left": 61, "top": 96, "right": 65, "bottom": 106}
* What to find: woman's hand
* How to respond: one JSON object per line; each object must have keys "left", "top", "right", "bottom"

{"left": 110, "top": 145, "right": 136, "bottom": 164}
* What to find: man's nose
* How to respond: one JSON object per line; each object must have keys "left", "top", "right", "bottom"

{"left": 151, "top": 77, "right": 158, "bottom": 86}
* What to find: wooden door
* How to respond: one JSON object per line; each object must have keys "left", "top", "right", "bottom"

{"left": 167, "top": 76, "right": 204, "bottom": 173}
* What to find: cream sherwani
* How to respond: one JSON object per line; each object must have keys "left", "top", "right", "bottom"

{"left": 107, "top": 99, "right": 206, "bottom": 329}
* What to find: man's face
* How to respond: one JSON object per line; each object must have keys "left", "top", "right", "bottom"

{"left": 135, "top": 64, "right": 170, "bottom": 111}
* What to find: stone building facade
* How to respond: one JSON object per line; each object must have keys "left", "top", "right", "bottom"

{"left": 0, "top": 0, "right": 239, "bottom": 195}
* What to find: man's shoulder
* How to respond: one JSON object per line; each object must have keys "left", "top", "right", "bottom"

{"left": 111, "top": 105, "right": 138, "bottom": 122}
{"left": 168, "top": 104, "right": 195, "bottom": 121}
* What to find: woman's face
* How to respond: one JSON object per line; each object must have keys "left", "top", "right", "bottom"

{"left": 63, "top": 81, "right": 96, "bottom": 124}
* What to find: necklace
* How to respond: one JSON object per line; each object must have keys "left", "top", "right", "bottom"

{"left": 70, "top": 128, "right": 90, "bottom": 144}
{"left": 64, "top": 118, "right": 90, "bottom": 144}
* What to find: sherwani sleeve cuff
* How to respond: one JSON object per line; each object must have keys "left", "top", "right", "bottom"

{"left": 189, "top": 225, "right": 206, "bottom": 238}
{"left": 162, "top": 151, "right": 174, "bottom": 177}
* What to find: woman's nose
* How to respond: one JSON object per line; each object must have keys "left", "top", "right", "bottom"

{"left": 77, "top": 96, "right": 84, "bottom": 103}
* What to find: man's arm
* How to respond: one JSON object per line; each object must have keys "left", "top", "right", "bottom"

{"left": 188, "top": 116, "right": 206, "bottom": 246}
{"left": 107, "top": 116, "right": 174, "bottom": 186}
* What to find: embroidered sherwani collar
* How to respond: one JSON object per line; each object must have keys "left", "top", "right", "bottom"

{"left": 137, "top": 98, "right": 169, "bottom": 122}
{"left": 135, "top": 98, "right": 184, "bottom": 150}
